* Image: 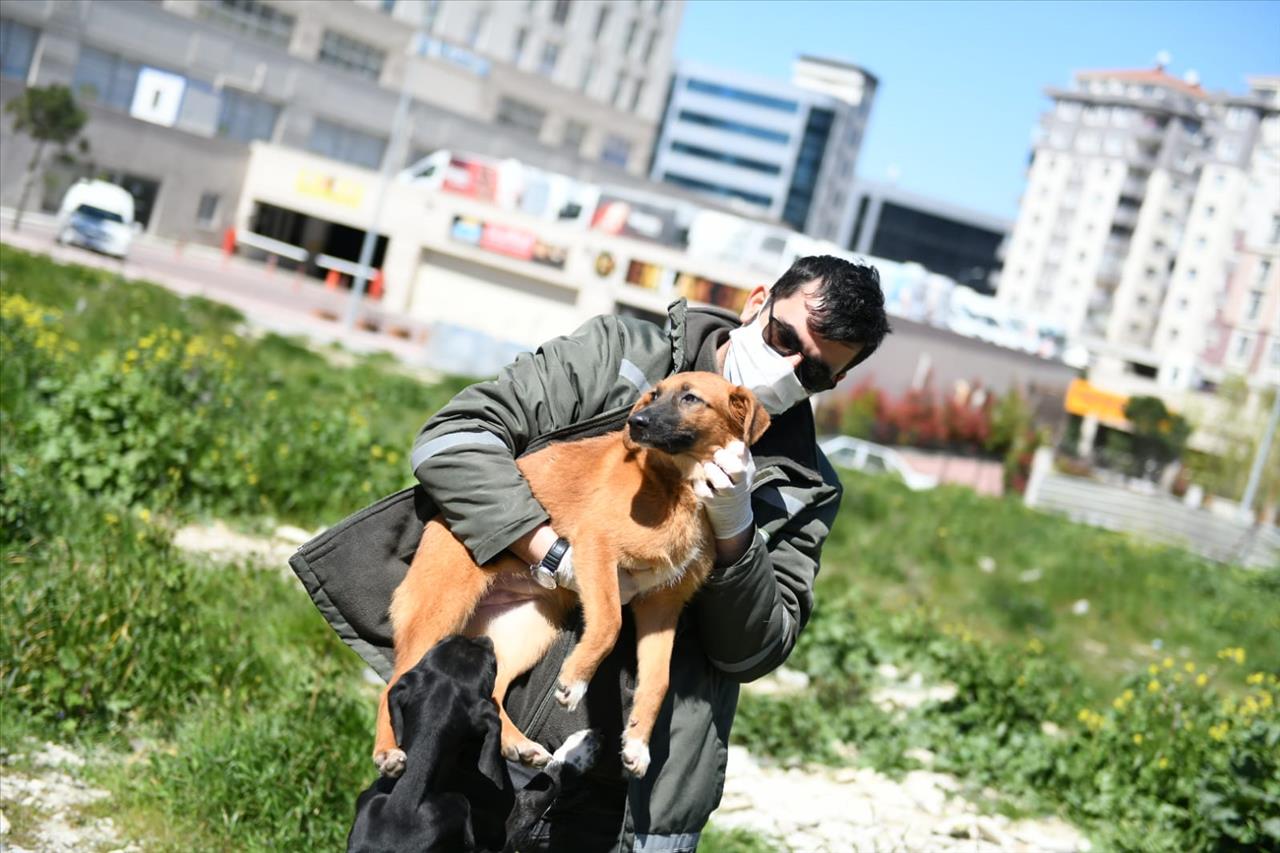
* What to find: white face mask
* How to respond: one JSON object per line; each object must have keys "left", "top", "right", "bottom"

{"left": 722, "top": 315, "right": 809, "bottom": 416}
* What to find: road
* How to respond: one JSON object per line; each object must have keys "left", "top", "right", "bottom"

{"left": 0, "top": 211, "right": 432, "bottom": 365}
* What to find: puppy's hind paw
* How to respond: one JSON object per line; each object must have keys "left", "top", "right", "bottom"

{"left": 555, "top": 679, "right": 588, "bottom": 711}
{"left": 621, "top": 737, "right": 651, "bottom": 779}
{"left": 373, "top": 748, "right": 406, "bottom": 778}
{"left": 552, "top": 729, "right": 600, "bottom": 773}
{"left": 503, "top": 738, "right": 554, "bottom": 768}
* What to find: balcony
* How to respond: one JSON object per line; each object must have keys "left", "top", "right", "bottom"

{"left": 1112, "top": 205, "right": 1139, "bottom": 229}
{"left": 1121, "top": 174, "right": 1148, "bottom": 197}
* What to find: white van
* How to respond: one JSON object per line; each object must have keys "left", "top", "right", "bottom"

{"left": 55, "top": 180, "right": 137, "bottom": 259}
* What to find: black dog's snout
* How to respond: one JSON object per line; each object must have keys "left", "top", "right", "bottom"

{"left": 628, "top": 412, "right": 650, "bottom": 432}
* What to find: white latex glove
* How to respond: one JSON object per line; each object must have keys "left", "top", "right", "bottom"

{"left": 693, "top": 440, "right": 756, "bottom": 539}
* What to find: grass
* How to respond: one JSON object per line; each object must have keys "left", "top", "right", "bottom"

{"left": 2, "top": 248, "right": 1278, "bottom": 851}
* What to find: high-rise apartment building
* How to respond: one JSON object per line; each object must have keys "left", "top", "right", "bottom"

{"left": 0, "top": 0, "right": 683, "bottom": 243}
{"left": 648, "top": 56, "right": 875, "bottom": 235}
{"left": 998, "top": 65, "right": 1280, "bottom": 392}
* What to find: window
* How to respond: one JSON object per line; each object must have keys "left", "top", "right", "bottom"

{"left": 467, "top": 8, "right": 488, "bottom": 47}
{"left": 1271, "top": 341, "right": 1280, "bottom": 368}
{"left": 676, "top": 110, "right": 789, "bottom": 144}
{"left": 198, "top": 0, "right": 295, "bottom": 49}
{"left": 380, "top": 0, "right": 396, "bottom": 12}
{"left": 495, "top": 96, "right": 545, "bottom": 137}
{"left": 594, "top": 5, "right": 610, "bottom": 37}
{"left": 0, "top": 18, "right": 38, "bottom": 80}
{"left": 601, "top": 134, "right": 632, "bottom": 168}
{"left": 629, "top": 79, "right": 644, "bottom": 111}
{"left": 196, "top": 192, "right": 221, "bottom": 228}
{"left": 551, "top": 0, "right": 571, "bottom": 25}
{"left": 1246, "top": 290, "right": 1264, "bottom": 321}
{"left": 1257, "top": 259, "right": 1273, "bottom": 287}
{"left": 611, "top": 73, "right": 626, "bottom": 106}
{"left": 662, "top": 172, "right": 772, "bottom": 207}
{"left": 685, "top": 78, "right": 798, "bottom": 113}
{"left": 217, "top": 88, "right": 279, "bottom": 142}
{"left": 669, "top": 141, "right": 781, "bottom": 175}
{"left": 562, "top": 119, "right": 587, "bottom": 152}
{"left": 318, "top": 31, "right": 385, "bottom": 80}
{"left": 308, "top": 118, "right": 386, "bottom": 169}
{"left": 623, "top": 19, "right": 638, "bottom": 53}
{"left": 1270, "top": 215, "right": 1280, "bottom": 245}
{"left": 1230, "top": 333, "right": 1253, "bottom": 363}
{"left": 512, "top": 28, "right": 527, "bottom": 63}
{"left": 539, "top": 42, "right": 559, "bottom": 76}
{"left": 642, "top": 29, "right": 658, "bottom": 62}
{"left": 72, "top": 46, "right": 141, "bottom": 111}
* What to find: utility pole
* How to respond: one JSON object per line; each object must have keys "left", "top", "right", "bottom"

{"left": 1239, "top": 387, "right": 1280, "bottom": 522}
{"left": 342, "top": 25, "right": 426, "bottom": 332}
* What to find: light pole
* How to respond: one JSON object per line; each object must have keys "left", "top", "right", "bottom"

{"left": 1239, "top": 386, "right": 1280, "bottom": 522}
{"left": 342, "top": 28, "right": 426, "bottom": 332}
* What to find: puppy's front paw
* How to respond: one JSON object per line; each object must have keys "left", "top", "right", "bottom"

{"left": 502, "top": 738, "right": 554, "bottom": 767}
{"left": 621, "top": 737, "right": 651, "bottom": 779}
{"left": 555, "top": 679, "right": 588, "bottom": 711}
{"left": 553, "top": 729, "right": 600, "bottom": 773}
{"left": 373, "top": 748, "right": 406, "bottom": 778}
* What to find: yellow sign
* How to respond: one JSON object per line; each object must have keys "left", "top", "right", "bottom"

{"left": 1064, "top": 379, "right": 1129, "bottom": 426}
{"left": 296, "top": 170, "right": 365, "bottom": 208}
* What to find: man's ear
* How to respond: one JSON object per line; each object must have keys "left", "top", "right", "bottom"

{"left": 729, "top": 387, "right": 771, "bottom": 445}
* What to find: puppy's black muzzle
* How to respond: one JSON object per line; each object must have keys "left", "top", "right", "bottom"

{"left": 627, "top": 399, "right": 697, "bottom": 455}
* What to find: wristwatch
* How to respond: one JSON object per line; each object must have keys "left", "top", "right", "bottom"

{"left": 530, "top": 537, "right": 570, "bottom": 590}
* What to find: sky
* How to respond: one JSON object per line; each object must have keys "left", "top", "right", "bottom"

{"left": 675, "top": 0, "right": 1280, "bottom": 221}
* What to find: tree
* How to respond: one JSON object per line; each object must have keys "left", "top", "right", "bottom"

{"left": 5, "top": 85, "right": 89, "bottom": 231}
{"left": 1123, "top": 395, "right": 1191, "bottom": 480}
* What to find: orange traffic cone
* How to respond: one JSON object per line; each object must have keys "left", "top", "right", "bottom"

{"left": 370, "top": 268, "right": 385, "bottom": 300}
{"left": 325, "top": 268, "right": 340, "bottom": 291}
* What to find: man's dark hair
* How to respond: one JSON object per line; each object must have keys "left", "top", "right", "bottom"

{"left": 772, "top": 254, "right": 891, "bottom": 368}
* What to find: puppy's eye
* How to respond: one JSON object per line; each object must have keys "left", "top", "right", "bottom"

{"left": 681, "top": 392, "right": 702, "bottom": 405}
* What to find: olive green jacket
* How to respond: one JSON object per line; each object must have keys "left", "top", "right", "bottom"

{"left": 289, "top": 300, "right": 842, "bottom": 852}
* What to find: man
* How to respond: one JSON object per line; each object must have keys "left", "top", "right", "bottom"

{"left": 405, "top": 254, "right": 890, "bottom": 851}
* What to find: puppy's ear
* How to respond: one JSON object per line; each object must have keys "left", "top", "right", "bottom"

{"left": 729, "top": 386, "right": 771, "bottom": 445}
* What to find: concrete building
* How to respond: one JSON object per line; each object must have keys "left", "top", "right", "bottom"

{"left": 0, "top": 0, "right": 683, "bottom": 244}
{"left": 998, "top": 65, "right": 1280, "bottom": 395}
{"left": 842, "top": 181, "right": 1011, "bottom": 294}
{"left": 649, "top": 56, "right": 875, "bottom": 235}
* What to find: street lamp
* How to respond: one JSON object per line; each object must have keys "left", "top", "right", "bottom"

{"left": 342, "top": 26, "right": 428, "bottom": 332}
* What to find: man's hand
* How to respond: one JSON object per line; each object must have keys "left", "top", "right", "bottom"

{"left": 695, "top": 440, "right": 756, "bottom": 540}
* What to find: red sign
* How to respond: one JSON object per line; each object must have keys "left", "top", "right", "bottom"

{"left": 479, "top": 222, "right": 537, "bottom": 260}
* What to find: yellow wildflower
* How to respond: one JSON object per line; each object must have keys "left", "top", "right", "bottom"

{"left": 1148, "top": 680, "right": 1161, "bottom": 693}
{"left": 137, "top": 508, "right": 151, "bottom": 523}
{"left": 1208, "top": 722, "right": 1229, "bottom": 741}
{"left": 265, "top": 390, "right": 278, "bottom": 403}
{"left": 1162, "top": 657, "right": 1174, "bottom": 669}
{"left": 1132, "top": 733, "right": 1143, "bottom": 745}
{"left": 104, "top": 512, "right": 119, "bottom": 526}
{"left": 1158, "top": 757, "right": 1169, "bottom": 769}
{"left": 1122, "top": 689, "right": 1135, "bottom": 702}
{"left": 371, "top": 445, "right": 385, "bottom": 459}
{"left": 1195, "top": 673, "right": 1208, "bottom": 687}
{"left": 387, "top": 451, "right": 400, "bottom": 465}
{"left": 1184, "top": 661, "right": 1195, "bottom": 673}
{"left": 1148, "top": 664, "right": 1159, "bottom": 676}
{"left": 1113, "top": 696, "right": 1126, "bottom": 711}
{"left": 362, "top": 480, "right": 372, "bottom": 493}
{"left": 1246, "top": 672, "right": 1265, "bottom": 686}
{"left": 247, "top": 472, "right": 259, "bottom": 486}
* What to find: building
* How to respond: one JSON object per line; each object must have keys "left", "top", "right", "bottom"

{"left": 1199, "top": 76, "right": 1280, "bottom": 390}
{"left": 998, "top": 64, "right": 1280, "bottom": 395}
{"left": 841, "top": 181, "right": 1011, "bottom": 294}
{"left": 0, "top": 0, "right": 683, "bottom": 244}
{"left": 648, "top": 56, "right": 875, "bottom": 235}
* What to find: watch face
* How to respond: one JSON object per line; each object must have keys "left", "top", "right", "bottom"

{"left": 533, "top": 565, "right": 558, "bottom": 590}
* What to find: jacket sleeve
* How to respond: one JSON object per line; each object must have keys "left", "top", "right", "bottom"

{"left": 409, "top": 316, "right": 627, "bottom": 565}
{"left": 692, "top": 467, "right": 843, "bottom": 682}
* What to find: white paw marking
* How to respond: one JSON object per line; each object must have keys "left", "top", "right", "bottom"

{"left": 373, "top": 748, "right": 406, "bottom": 778}
{"left": 556, "top": 680, "right": 588, "bottom": 711}
{"left": 553, "top": 729, "right": 600, "bottom": 772}
{"left": 621, "top": 737, "right": 651, "bottom": 778}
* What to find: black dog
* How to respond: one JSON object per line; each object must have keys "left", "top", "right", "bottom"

{"left": 348, "top": 636, "right": 598, "bottom": 853}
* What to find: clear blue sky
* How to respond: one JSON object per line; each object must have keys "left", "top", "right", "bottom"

{"left": 675, "top": 0, "right": 1280, "bottom": 220}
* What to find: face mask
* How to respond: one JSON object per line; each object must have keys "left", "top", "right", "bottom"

{"left": 722, "top": 317, "right": 810, "bottom": 416}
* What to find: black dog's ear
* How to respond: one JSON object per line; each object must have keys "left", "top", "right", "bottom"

{"left": 729, "top": 387, "right": 770, "bottom": 445}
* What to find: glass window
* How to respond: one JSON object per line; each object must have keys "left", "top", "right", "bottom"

{"left": 72, "top": 46, "right": 141, "bottom": 112}
{"left": 669, "top": 141, "right": 781, "bottom": 175}
{"left": 662, "top": 172, "right": 772, "bottom": 207}
{"left": 623, "top": 19, "right": 638, "bottom": 53}
{"left": 562, "top": 119, "right": 587, "bottom": 152}
{"left": 539, "top": 42, "right": 558, "bottom": 76}
{"left": 685, "top": 78, "right": 798, "bottom": 113}
{"left": 593, "top": 6, "right": 610, "bottom": 37}
{"left": 196, "top": 192, "right": 221, "bottom": 227}
{"left": 198, "top": 0, "right": 295, "bottom": 49}
{"left": 551, "top": 0, "right": 571, "bottom": 25}
{"left": 512, "top": 27, "right": 527, "bottom": 64}
{"left": 495, "top": 96, "right": 545, "bottom": 137}
{"left": 0, "top": 18, "right": 38, "bottom": 80}
{"left": 307, "top": 118, "right": 386, "bottom": 169}
{"left": 217, "top": 88, "right": 279, "bottom": 143}
{"left": 676, "top": 110, "right": 789, "bottom": 144}
{"left": 601, "top": 134, "right": 632, "bottom": 168}
{"left": 318, "top": 30, "right": 385, "bottom": 80}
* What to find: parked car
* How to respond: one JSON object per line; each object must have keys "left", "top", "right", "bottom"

{"left": 55, "top": 179, "right": 137, "bottom": 259}
{"left": 818, "top": 435, "right": 939, "bottom": 491}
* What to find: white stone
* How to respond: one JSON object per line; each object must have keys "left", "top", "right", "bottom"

{"left": 904, "top": 747, "right": 936, "bottom": 767}
{"left": 977, "top": 556, "right": 997, "bottom": 573}
{"left": 1071, "top": 599, "right": 1090, "bottom": 615}
{"left": 0, "top": 810, "right": 8, "bottom": 835}
{"left": 1018, "top": 568, "right": 1042, "bottom": 583}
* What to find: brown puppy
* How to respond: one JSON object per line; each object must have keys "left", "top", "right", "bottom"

{"left": 373, "top": 371, "right": 770, "bottom": 780}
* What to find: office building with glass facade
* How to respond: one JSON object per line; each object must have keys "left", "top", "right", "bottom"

{"left": 648, "top": 56, "right": 876, "bottom": 236}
